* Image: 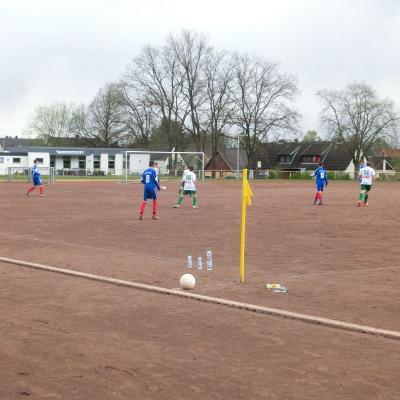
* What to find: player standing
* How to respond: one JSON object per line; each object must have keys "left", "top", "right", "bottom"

{"left": 154, "top": 161, "right": 160, "bottom": 183}
{"left": 173, "top": 166, "right": 198, "bottom": 209}
{"left": 26, "top": 159, "right": 45, "bottom": 197}
{"left": 358, "top": 161, "right": 375, "bottom": 207}
{"left": 139, "top": 160, "right": 161, "bottom": 220}
{"left": 313, "top": 162, "right": 328, "bottom": 205}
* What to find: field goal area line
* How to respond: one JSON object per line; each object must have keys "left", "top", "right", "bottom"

{"left": 1, "top": 256, "right": 399, "bottom": 342}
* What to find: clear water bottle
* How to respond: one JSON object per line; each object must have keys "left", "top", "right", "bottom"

{"left": 197, "top": 256, "right": 203, "bottom": 270}
{"left": 187, "top": 255, "right": 193, "bottom": 268}
{"left": 272, "top": 287, "right": 288, "bottom": 293}
{"left": 206, "top": 250, "right": 213, "bottom": 271}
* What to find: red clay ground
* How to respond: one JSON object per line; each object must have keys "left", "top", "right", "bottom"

{"left": 1, "top": 180, "right": 400, "bottom": 399}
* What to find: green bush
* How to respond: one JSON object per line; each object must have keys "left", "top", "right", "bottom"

{"left": 327, "top": 171, "right": 352, "bottom": 180}
{"left": 261, "top": 170, "right": 353, "bottom": 180}
{"left": 289, "top": 172, "right": 313, "bottom": 180}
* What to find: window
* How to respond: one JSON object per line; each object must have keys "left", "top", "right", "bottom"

{"left": 279, "top": 155, "right": 291, "bottom": 163}
{"left": 302, "top": 155, "right": 321, "bottom": 163}
{"left": 93, "top": 155, "right": 100, "bottom": 169}
{"left": 79, "top": 156, "right": 86, "bottom": 169}
{"left": 108, "top": 155, "right": 115, "bottom": 169}
{"left": 13, "top": 157, "right": 21, "bottom": 163}
{"left": 63, "top": 156, "right": 71, "bottom": 169}
{"left": 0, "top": 157, "right": 3, "bottom": 164}
{"left": 50, "top": 156, "right": 55, "bottom": 167}
{"left": 36, "top": 158, "right": 44, "bottom": 164}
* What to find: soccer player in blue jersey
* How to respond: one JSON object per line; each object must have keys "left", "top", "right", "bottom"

{"left": 26, "top": 159, "right": 45, "bottom": 197}
{"left": 139, "top": 160, "right": 162, "bottom": 220}
{"left": 313, "top": 162, "right": 328, "bottom": 205}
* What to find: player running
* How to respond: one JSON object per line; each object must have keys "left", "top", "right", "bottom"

{"left": 26, "top": 159, "right": 45, "bottom": 197}
{"left": 313, "top": 162, "right": 328, "bottom": 205}
{"left": 173, "top": 166, "right": 198, "bottom": 209}
{"left": 358, "top": 161, "right": 375, "bottom": 207}
{"left": 139, "top": 160, "right": 165, "bottom": 220}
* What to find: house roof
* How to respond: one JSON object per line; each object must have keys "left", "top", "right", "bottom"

{"left": 372, "top": 156, "right": 394, "bottom": 170}
{"left": 222, "top": 148, "right": 248, "bottom": 170}
{"left": 300, "top": 141, "right": 332, "bottom": 156}
{"left": 0, "top": 150, "right": 28, "bottom": 156}
{"left": 321, "top": 143, "right": 354, "bottom": 170}
{"left": 258, "top": 141, "right": 353, "bottom": 171}
{"left": 180, "top": 153, "right": 207, "bottom": 168}
{"left": 381, "top": 148, "right": 400, "bottom": 157}
{"left": 258, "top": 142, "right": 305, "bottom": 169}
{"left": 204, "top": 152, "right": 231, "bottom": 170}
{"left": 205, "top": 149, "right": 247, "bottom": 171}
{"left": 0, "top": 137, "right": 41, "bottom": 150}
{"left": 278, "top": 143, "right": 301, "bottom": 155}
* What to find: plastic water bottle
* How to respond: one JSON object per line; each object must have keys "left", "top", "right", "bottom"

{"left": 272, "top": 287, "right": 288, "bottom": 293}
{"left": 187, "top": 255, "right": 193, "bottom": 269}
{"left": 197, "top": 256, "right": 203, "bottom": 270}
{"left": 206, "top": 250, "right": 213, "bottom": 271}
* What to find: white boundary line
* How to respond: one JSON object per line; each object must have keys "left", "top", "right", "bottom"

{"left": 1, "top": 256, "right": 399, "bottom": 341}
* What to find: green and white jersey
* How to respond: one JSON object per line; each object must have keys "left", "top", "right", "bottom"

{"left": 359, "top": 166, "right": 375, "bottom": 185}
{"left": 182, "top": 170, "right": 196, "bottom": 191}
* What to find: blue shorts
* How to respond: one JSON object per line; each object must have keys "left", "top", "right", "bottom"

{"left": 316, "top": 182, "right": 325, "bottom": 192}
{"left": 144, "top": 187, "right": 157, "bottom": 200}
{"left": 33, "top": 176, "right": 42, "bottom": 186}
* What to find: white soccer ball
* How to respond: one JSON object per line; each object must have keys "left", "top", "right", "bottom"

{"left": 180, "top": 274, "right": 196, "bottom": 290}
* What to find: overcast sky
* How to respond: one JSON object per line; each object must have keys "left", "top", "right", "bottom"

{"left": 1, "top": 0, "right": 399, "bottom": 138}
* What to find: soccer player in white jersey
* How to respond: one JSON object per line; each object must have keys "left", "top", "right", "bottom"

{"left": 154, "top": 162, "right": 160, "bottom": 183}
{"left": 173, "top": 166, "right": 198, "bottom": 208}
{"left": 358, "top": 161, "right": 375, "bottom": 207}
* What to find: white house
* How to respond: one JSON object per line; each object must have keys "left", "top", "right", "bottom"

{"left": 0, "top": 146, "right": 158, "bottom": 176}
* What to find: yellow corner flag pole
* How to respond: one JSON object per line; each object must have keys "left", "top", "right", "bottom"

{"left": 240, "top": 168, "right": 253, "bottom": 283}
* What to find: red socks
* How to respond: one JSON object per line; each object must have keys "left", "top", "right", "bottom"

{"left": 140, "top": 201, "right": 146, "bottom": 214}
{"left": 140, "top": 200, "right": 157, "bottom": 217}
{"left": 315, "top": 192, "right": 323, "bottom": 202}
{"left": 27, "top": 186, "right": 44, "bottom": 195}
{"left": 152, "top": 200, "right": 158, "bottom": 216}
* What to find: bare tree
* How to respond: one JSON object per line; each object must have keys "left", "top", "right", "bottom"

{"left": 204, "top": 49, "right": 235, "bottom": 157}
{"left": 28, "top": 102, "right": 76, "bottom": 146}
{"left": 124, "top": 44, "right": 185, "bottom": 153}
{"left": 168, "top": 30, "right": 211, "bottom": 151}
{"left": 230, "top": 54, "right": 299, "bottom": 167}
{"left": 118, "top": 82, "right": 154, "bottom": 147}
{"left": 72, "top": 83, "right": 126, "bottom": 147}
{"left": 317, "top": 83, "right": 400, "bottom": 167}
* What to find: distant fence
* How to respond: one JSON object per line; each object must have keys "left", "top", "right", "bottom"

{"left": 2, "top": 167, "right": 399, "bottom": 182}
{"left": 55, "top": 168, "right": 115, "bottom": 176}
{"left": 4, "top": 167, "right": 55, "bottom": 183}
{"left": 376, "top": 171, "right": 400, "bottom": 181}
{"left": 204, "top": 170, "right": 353, "bottom": 180}
{"left": 204, "top": 170, "right": 400, "bottom": 181}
